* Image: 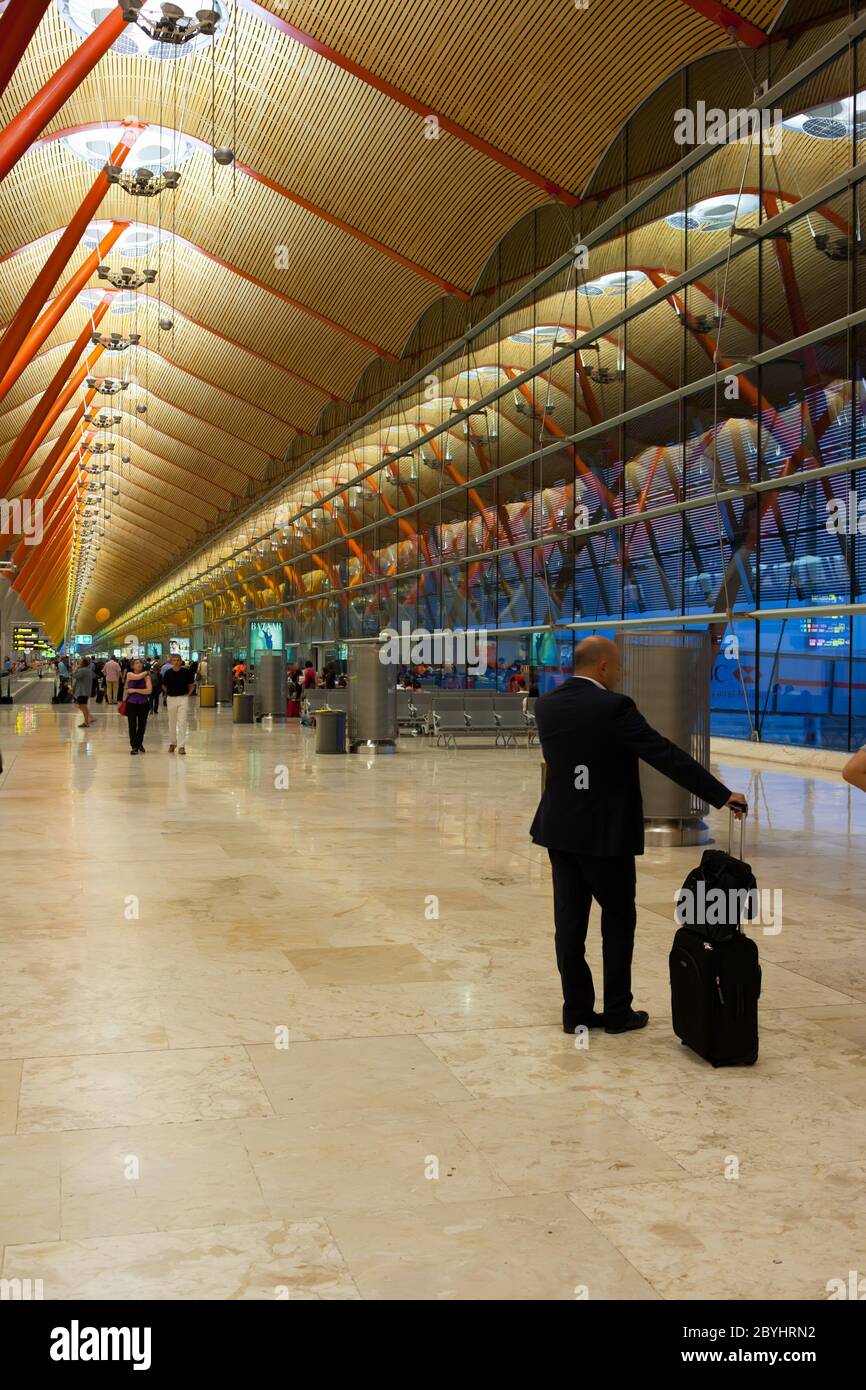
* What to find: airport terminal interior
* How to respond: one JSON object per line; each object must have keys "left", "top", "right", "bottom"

{"left": 2, "top": 0, "right": 866, "bottom": 1305}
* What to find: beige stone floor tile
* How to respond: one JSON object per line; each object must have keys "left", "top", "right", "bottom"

{"left": 786, "top": 1004, "right": 866, "bottom": 1048}
{"left": 59, "top": 1120, "right": 270, "bottom": 1240}
{"left": 443, "top": 1090, "right": 687, "bottom": 1194}
{"left": 240, "top": 1109, "right": 511, "bottom": 1214}
{"left": 598, "top": 1074, "right": 866, "bottom": 1175}
{"left": 0, "top": 994, "right": 168, "bottom": 1062}
{"left": 406, "top": 979, "right": 558, "bottom": 1031}
{"left": 246, "top": 1035, "right": 471, "bottom": 1116}
{"left": 284, "top": 944, "right": 456, "bottom": 986}
{"left": 0, "top": 1060, "right": 22, "bottom": 1135}
{"left": 0, "top": 1133, "right": 60, "bottom": 1245}
{"left": 571, "top": 1163, "right": 866, "bottom": 1300}
{"left": 1, "top": 1218, "right": 359, "bottom": 1300}
{"left": 3, "top": 711, "right": 866, "bottom": 1298}
{"left": 17, "top": 1048, "right": 274, "bottom": 1133}
{"left": 328, "top": 1194, "right": 658, "bottom": 1300}
{"left": 422, "top": 1025, "right": 700, "bottom": 1100}
{"left": 249, "top": 984, "right": 440, "bottom": 1042}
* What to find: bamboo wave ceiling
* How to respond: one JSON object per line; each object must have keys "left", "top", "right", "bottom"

{"left": 0, "top": 0, "right": 787, "bottom": 636}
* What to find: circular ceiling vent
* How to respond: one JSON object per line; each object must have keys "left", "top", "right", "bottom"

{"left": 801, "top": 116, "right": 850, "bottom": 140}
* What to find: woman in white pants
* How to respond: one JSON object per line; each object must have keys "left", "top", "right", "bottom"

{"left": 162, "top": 653, "right": 193, "bottom": 755}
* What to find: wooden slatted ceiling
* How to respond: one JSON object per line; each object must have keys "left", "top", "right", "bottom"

{"left": 0, "top": 0, "right": 793, "bottom": 631}
{"left": 0, "top": 306, "right": 321, "bottom": 439}
{"left": 0, "top": 8, "right": 543, "bottom": 281}
{"left": 251, "top": 0, "right": 781, "bottom": 191}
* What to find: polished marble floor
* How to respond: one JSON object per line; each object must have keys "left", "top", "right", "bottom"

{"left": 1, "top": 699, "right": 865, "bottom": 1300}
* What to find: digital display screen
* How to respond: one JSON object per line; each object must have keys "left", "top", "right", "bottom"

{"left": 800, "top": 594, "right": 848, "bottom": 651}
{"left": 168, "top": 638, "right": 190, "bottom": 660}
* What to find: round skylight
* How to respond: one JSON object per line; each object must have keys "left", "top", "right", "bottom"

{"left": 59, "top": 1, "right": 230, "bottom": 61}
{"left": 781, "top": 95, "right": 866, "bottom": 140}
{"left": 83, "top": 222, "right": 169, "bottom": 258}
{"left": 576, "top": 270, "right": 648, "bottom": 297}
{"left": 664, "top": 194, "right": 760, "bottom": 232}
{"left": 508, "top": 325, "right": 575, "bottom": 345}
{"left": 62, "top": 125, "right": 196, "bottom": 173}
{"left": 79, "top": 289, "right": 139, "bottom": 315}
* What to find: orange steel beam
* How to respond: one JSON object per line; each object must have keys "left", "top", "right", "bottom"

{"left": 0, "top": 220, "right": 128, "bottom": 403}
{"left": 15, "top": 495, "right": 77, "bottom": 601}
{"left": 15, "top": 345, "right": 276, "bottom": 470}
{"left": 20, "top": 398, "right": 99, "bottom": 504}
{"left": 1, "top": 220, "right": 394, "bottom": 365}
{"left": 677, "top": 0, "right": 769, "bottom": 46}
{"left": 23, "top": 537, "right": 76, "bottom": 610}
{"left": 3, "top": 390, "right": 258, "bottom": 495}
{"left": 0, "top": 5, "right": 129, "bottom": 184}
{"left": 0, "top": 299, "right": 112, "bottom": 494}
{"left": 0, "top": 129, "right": 137, "bottom": 385}
{"left": 11, "top": 451, "right": 93, "bottom": 571}
{"left": 9, "top": 452, "right": 86, "bottom": 569}
{"left": 26, "top": 123, "right": 473, "bottom": 298}
{"left": 234, "top": 0, "right": 580, "bottom": 205}
{"left": 0, "top": 0, "right": 53, "bottom": 102}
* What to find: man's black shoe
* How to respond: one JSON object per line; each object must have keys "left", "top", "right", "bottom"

{"left": 604, "top": 1010, "right": 649, "bottom": 1034}
{"left": 563, "top": 1011, "right": 604, "bottom": 1034}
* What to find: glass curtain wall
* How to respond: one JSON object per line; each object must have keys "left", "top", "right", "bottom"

{"left": 100, "top": 6, "right": 866, "bottom": 748}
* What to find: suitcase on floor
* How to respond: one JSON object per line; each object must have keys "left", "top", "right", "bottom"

{"left": 287, "top": 699, "right": 300, "bottom": 717}
{"left": 669, "top": 814, "right": 761, "bottom": 1067}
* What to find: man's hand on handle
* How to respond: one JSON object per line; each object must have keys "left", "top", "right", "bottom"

{"left": 726, "top": 794, "right": 748, "bottom": 819}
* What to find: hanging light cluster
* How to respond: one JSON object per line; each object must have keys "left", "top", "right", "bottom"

{"left": 105, "top": 164, "right": 182, "bottom": 196}
{"left": 85, "top": 376, "right": 130, "bottom": 395}
{"left": 120, "top": 3, "right": 221, "bottom": 45}
{"left": 90, "top": 331, "right": 141, "bottom": 352}
{"left": 97, "top": 264, "right": 158, "bottom": 290}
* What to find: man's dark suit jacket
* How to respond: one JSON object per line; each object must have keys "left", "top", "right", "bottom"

{"left": 530, "top": 677, "right": 731, "bottom": 857}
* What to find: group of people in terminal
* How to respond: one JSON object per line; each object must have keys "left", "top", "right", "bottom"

{"left": 53, "top": 653, "right": 199, "bottom": 756}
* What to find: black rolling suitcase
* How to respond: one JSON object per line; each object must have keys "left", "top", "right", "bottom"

{"left": 669, "top": 814, "right": 761, "bottom": 1067}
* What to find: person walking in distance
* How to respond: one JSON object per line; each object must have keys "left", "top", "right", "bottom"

{"left": 102, "top": 655, "right": 121, "bottom": 705}
{"left": 124, "top": 659, "right": 151, "bottom": 755}
{"left": 72, "top": 657, "right": 94, "bottom": 729}
{"left": 149, "top": 661, "right": 162, "bottom": 715}
{"left": 163, "top": 652, "right": 194, "bottom": 755}
{"left": 531, "top": 636, "right": 748, "bottom": 1036}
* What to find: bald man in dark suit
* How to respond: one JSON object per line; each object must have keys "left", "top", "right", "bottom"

{"left": 531, "top": 637, "right": 747, "bottom": 1035}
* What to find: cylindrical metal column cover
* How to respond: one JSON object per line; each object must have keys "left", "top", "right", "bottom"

{"left": 615, "top": 631, "right": 712, "bottom": 818}
{"left": 255, "top": 650, "right": 287, "bottom": 718}
{"left": 212, "top": 652, "right": 233, "bottom": 703}
{"left": 348, "top": 642, "right": 397, "bottom": 748}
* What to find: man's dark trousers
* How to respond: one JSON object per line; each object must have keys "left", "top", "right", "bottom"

{"left": 548, "top": 849, "right": 637, "bottom": 1026}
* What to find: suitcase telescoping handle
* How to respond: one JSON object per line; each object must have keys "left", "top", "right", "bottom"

{"left": 728, "top": 807, "right": 745, "bottom": 860}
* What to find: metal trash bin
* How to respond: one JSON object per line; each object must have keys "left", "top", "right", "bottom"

{"left": 315, "top": 707, "right": 346, "bottom": 754}
{"left": 199, "top": 683, "right": 216, "bottom": 708}
{"left": 233, "top": 692, "right": 254, "bottom": 724}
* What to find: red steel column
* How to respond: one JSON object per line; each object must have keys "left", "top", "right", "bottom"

{"left": 0, "top": 296, "right": 113, "bottom": 492}
{"left": 0, "top": 0, "right": 53, "bottom": 102}
{"left": 0, "top": 120, "right": 140, "bottom": 388}
{"left": 0, "top": 4, "right": 130, "bottom": 185}
{"left": 0, "top": 231, "right": 127, "bottom": 402}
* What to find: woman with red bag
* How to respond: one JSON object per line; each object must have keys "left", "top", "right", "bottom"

{"left": 122, "top": 659, "right": 152, "bottom": 755}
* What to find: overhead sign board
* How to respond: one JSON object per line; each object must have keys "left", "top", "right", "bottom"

{"left": 12, "top": 624, "right": 41, "bottom": 650}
